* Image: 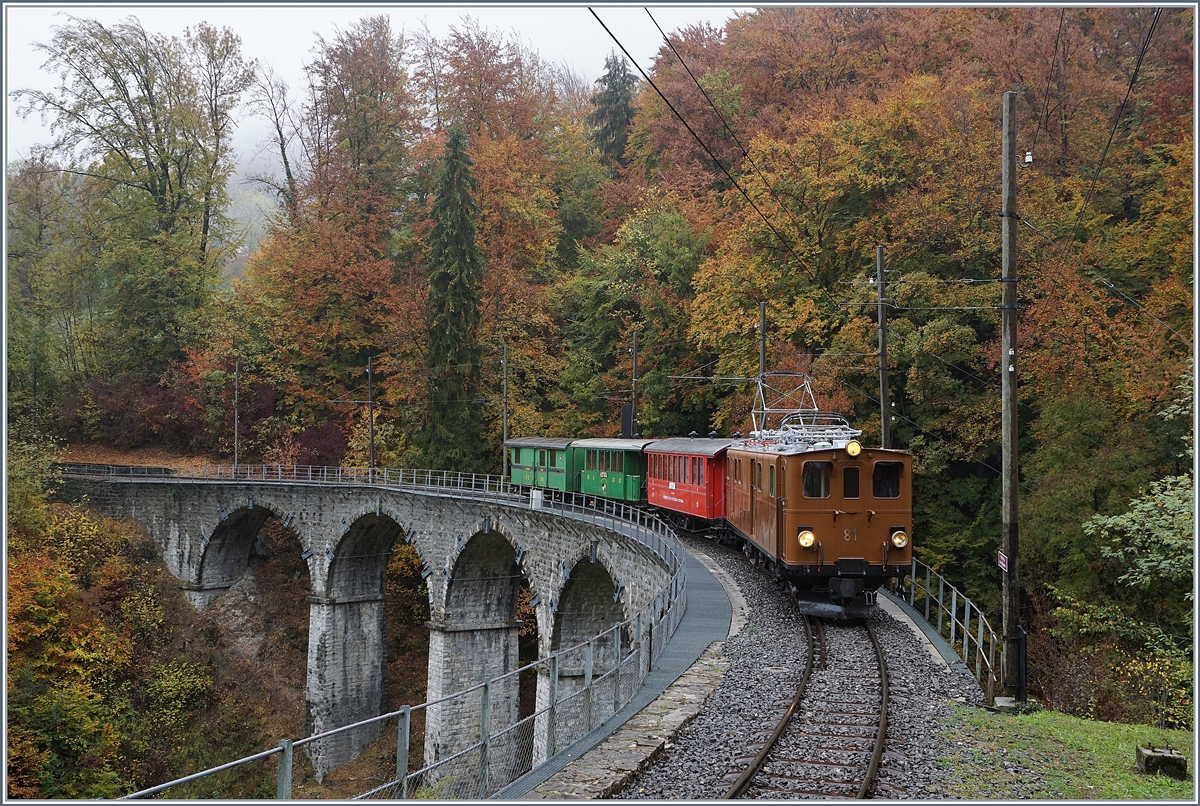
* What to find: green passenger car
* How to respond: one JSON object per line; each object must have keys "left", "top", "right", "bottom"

{"left": 569, "top": 438, "right": 657, "bottom": 503}
{"left": 504, "top": 437, "right": 576, "bottom": 491}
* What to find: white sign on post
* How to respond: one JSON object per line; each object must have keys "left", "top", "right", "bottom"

{"left": 998, "top": 550, "right": 1008, "bottom": 572}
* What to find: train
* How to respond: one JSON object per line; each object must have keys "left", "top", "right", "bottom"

{"left": 504, "top": 378, "right": 912, "bottom": 619}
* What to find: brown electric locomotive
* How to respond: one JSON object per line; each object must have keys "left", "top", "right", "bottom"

{"left": 723, "top": 411, "right": 912, "bottom": 618}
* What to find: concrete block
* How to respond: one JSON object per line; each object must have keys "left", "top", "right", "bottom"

{"left": 992, "top": 696, "right": 1019, "bottom": 713}
{"left": 1136, "top": 745, "right": 1188, "bottom": 779}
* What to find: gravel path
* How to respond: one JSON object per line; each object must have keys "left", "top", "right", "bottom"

{"left": 615, "top": 535, "right": 989, "bottom": 800}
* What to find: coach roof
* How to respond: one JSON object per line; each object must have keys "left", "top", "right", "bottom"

{"left": 503, "top": 437, "right": 574, "bottom": 450}
{"left": 645, "top": 438, "right": 733, "bottom": 457}
{"left": 570, "top": 438, "right": 659, "bottom": 451}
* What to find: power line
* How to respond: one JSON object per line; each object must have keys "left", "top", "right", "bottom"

{"left": 588, "top": 7, "right": 816, "bottom": 285}
{"left": 1029, "top": 8, "right": 1067, "bottom": 160}
{"left": 1076, "top": 8, "right": 1162, "bottom": 231}
{"left": 839, "top": 277, "right": 1009, "bottom": 286}
{"left": 643, "top": 8, "right": 813, "bottom": 247}
{"left": 1020, "top": 216, "right": 1191, "bottom": 347}
{"left": 841, "top": 302, "right": 1005, "bottom": 312}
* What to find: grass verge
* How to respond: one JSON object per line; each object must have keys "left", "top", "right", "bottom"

{"left": 934, "top": 704, "right": 1195, "bottom": 800}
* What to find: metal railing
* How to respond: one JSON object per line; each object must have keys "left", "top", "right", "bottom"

{"left": 68, "top": 464, "right": 686, "bottom": 799}
{"left": 57, "top": 464, "right": 685, "bottom": 577}
{"left": 901, "top": 559, "right": 1000, "bottom": 703}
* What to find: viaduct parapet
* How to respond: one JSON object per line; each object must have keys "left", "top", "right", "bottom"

{"left": 55, "top": 467, "right": 680, "bottom": 781}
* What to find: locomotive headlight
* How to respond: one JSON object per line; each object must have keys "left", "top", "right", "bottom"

{"left": 846, "top": 440, "right": 862, "bottom": 457}
{"left": 890, "top": 529, "right": 909, "bottom": 549}
{"left": 798, "top": 529, "right": 816, "bottom": 548}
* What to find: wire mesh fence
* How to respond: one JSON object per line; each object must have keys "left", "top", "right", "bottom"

{"left": 352, "top": 617, "right": 663, "bottom": 800}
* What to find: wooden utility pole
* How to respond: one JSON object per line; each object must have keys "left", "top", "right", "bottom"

{"left": 233, "top": 360, "right": 239, "bottom": 469}
{"left": 367, "top": 356, "right": 375, "bottom": 479}
{"left": 877, "top": 246, "right": 891, "bottom": 449}
{"left": 630, "top": 331, "right": 639, "bottom": 437}
{"left": 1001, "top": 91, "right": 1021, "bottom": 698}
{"left": 502, "top": 342, "right": 509, "bottom": 476}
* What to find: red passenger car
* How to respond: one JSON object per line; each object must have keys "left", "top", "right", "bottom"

{"left": 645, "top": 438, "right": 733, "bottom": 525}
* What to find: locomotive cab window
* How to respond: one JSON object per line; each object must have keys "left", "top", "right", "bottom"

{"left": 843, "top": 466, "right": 860, "bottom": 499}
{"left": 802, "top": 461, "right": 831, "bottom": 498}
{"left": 769, "top": 464, "right": 776, "bottom": 497}
{"left": 873, "top": 462, "right": 902, "bottom": 498}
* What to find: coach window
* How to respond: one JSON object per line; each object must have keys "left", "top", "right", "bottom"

{"left": 873, "top": 462, "right": 902, "bottom": 498}
{"left": 802, "top": 461, "right": 831, "bottom": 498}
{"left": 843, "top": 466, "right": 861, "bottom": 499}
{"left": 697, "top": 459, "right": 704, "bottom": 486}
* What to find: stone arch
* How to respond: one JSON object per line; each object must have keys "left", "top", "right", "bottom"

{"left": 544, "top": 554, "right": 625, "bottom": 753}
{"left": 189, "top": 501, "right": 289, "bottom": 610}
{"left": 551, "top": 555, "right": 625, "bottom": 656}
{"left": 443, "top": 529, "right": 522, "bottom": 626}
{"left": 327, "top": 512, "right": 406, "bottom": 601}
{"left": 306, "top": 509, "right": 410, "bottom": 776}
{"left": 424, "top": 526, "right": 528, "bottom": 791}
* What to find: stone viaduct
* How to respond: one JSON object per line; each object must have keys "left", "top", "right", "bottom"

{"left": 55, "top": 468, "right": 681, "bottom": 781}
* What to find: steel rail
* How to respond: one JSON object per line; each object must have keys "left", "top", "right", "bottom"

{"left": 722, "top": 613, "right": 815, "bottom": 799}
{"left": 724, "top": 616, "right": 889, "bottom": 800}
{"left": 856, "top": 620, "right": 890, "bottom": 799}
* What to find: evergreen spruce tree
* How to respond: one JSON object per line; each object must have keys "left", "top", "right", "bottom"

{"left": 587, "top": 52, "right": 639, "bottom": 173}
{"left": 419, "top": 128, "right": 486, "bottom": 471}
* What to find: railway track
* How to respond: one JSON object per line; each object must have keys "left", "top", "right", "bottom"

{"left": 724, "top": 614, "right": 890, "bottom": 799}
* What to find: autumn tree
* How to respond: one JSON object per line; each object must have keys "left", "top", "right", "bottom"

{"left": 235, "top": 15, "right": 426, "bottom": 463}
{"left": 8, "top": 16, "right": 253, "bottom": 452}
{"left": 555, "top": 196, "right": 713, "bottom": 437}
